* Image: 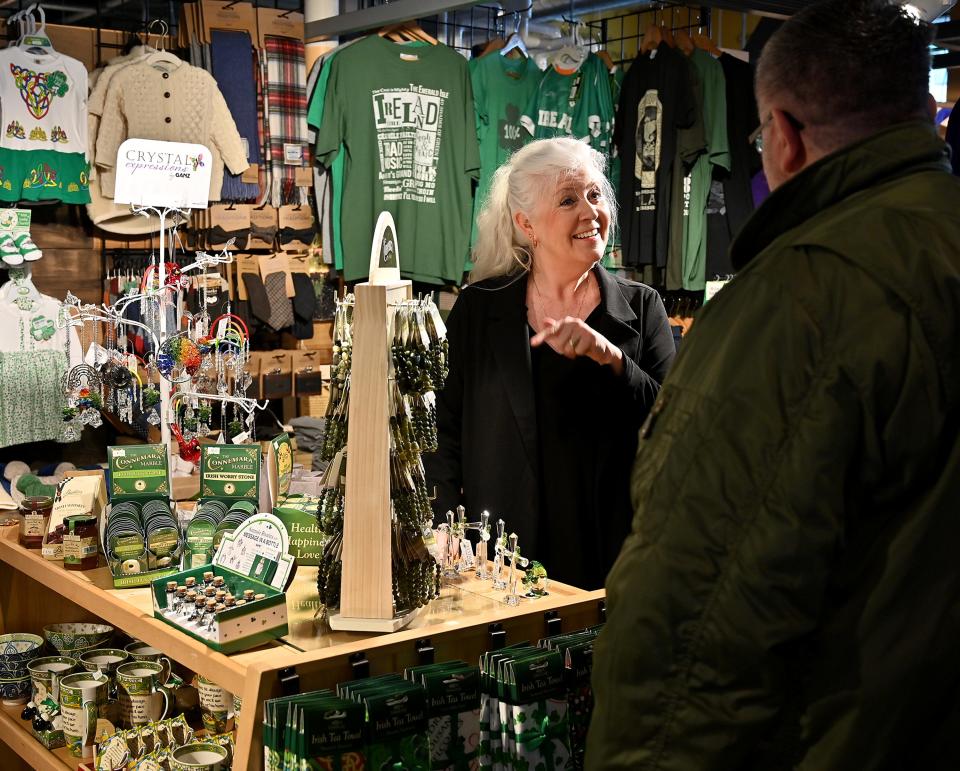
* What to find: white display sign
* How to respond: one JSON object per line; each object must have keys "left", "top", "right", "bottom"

{"left": 114, "top": 139, "right": 213, "bottom": 209}
{"left": 368, "top": 210, "right": 401, "bottom": 285}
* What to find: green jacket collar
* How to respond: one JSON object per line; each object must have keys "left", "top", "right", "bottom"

{"left": 730, "top": 120, "right": 951, "bottom": 270}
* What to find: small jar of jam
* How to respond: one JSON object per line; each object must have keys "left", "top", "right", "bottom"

{"left": 19, "top": 496, "right": 53, "bottom": 549}
{"left": 62, "top": 514, "right": 99, "bottom": 570}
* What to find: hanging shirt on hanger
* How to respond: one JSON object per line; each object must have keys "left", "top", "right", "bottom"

{"left": 315, "top": 35, "right": 480, "bottom": 284}
{"left": 0, "top": 46, "right": 89, "bottom": 203}
{"left": 0, "top": 288, "right": 81, "bottom": 448}
{"left": 470, "top": 53, "right": 542, "bottom": 249}
{"left": 521, "top": 52, "right": 615, "bottom": 161}
{"left": 615, "top": 42, "right": 697, "bottom": 268}
{"left": 706, "top": 52, "right": 761, "bottom": 277}
{"left": 95, "top": 60, "right": 248, "bottom": 202}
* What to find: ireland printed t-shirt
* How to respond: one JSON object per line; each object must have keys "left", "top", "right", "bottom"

{"left": 314, "top": 36, "right": 480, "bottom": 284}
{"left": 470, "top": 53, "right": 542, "bottom": 246}
{"left": 521, "top": 53, "right": 615, "bottom": 162}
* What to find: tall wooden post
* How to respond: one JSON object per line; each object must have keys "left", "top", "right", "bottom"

{"left": 328, "top": 280, "right": 418, "bottom": 632}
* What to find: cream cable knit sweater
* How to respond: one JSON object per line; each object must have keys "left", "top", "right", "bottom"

{"left": 95, "top": 60, "right": 248, "bottom": 201}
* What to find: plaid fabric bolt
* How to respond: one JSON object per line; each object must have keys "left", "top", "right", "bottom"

{"left": 264, "top": 35, "right": 311, "bottom": 207}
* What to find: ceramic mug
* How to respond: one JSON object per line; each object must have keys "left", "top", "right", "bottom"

{"left": 195, "top": 674, "right": 234, "bottom": 734}
{"left": 59, "top": 671, "right": 109, "bottom": 758}
{"left": 78, "top": 647, "right": 129, "bottom": 679}
{"left": 116, "top": 661, "right": 172, "bottom": 729}
{"left": 171, "top": 742, "right": 228, "bottom": 771}
{"left": 124, "top": 641, "right": 172, "bottom": 684}
{"left": 27, "top": 656, "right": 79, "bottom": 704}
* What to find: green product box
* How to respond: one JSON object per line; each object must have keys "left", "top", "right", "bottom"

{"left": 108, "top": 444, "right": 171, "bottom": 500}
{"left": 200, "top": 444, "right": 261, "bottom": 501}
{"left": 268, "top": 433, "right": 324, "bottom": 566}
{"left": 184, "top": 444, "right": 264, "bottom": 568}
{"left": 31, "top": 724, "right": 64, "bottom": 750}
{"left": 106, "top": 444, "right": 180, "bottom": 589}
{"left": 151, "top": 513, "right": 294, "bottom": 653}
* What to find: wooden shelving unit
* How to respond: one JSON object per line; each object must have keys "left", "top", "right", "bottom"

{"left": 0, "top": 527, "right": 605, "bottom": 770}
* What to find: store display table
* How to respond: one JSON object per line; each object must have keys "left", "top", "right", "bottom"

{"left": 0, "top": 532, "right": 605, "bottom": 770}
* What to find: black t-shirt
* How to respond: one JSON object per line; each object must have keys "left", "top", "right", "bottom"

{"left": 615, "top": 43, "right": 696, "bottom": 268}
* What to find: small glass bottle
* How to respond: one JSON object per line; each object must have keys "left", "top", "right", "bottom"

{"left": 242, "top": 589, "right": 255, "bottom": 602}
{"left": 175, "top": 586, "right": 188, "bottom": 613}
{"left": 165, "top": 581, "right": 177, "bottom": 609}
{"left": 203, "top": 571, "right": 215, "bottom": 586}
{"left": 213, "top": 576, "right": 226, "bottom": 589}
{"left": 185, "top": 576, "right": 197, "bottom": 589}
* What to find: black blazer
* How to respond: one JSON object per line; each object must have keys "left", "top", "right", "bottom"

{"left": 424, "top": 266, "right": 676, "bottom": 584}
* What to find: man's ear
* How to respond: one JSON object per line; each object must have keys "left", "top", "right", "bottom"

{"left": 928, "top": 92, "right": 938, "bottom": 121}
{"left": 771, "top": 108, "right": 807, "bottom": 177}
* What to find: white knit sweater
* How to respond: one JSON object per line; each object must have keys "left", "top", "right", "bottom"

{"left": 95, "top": 60, "right": 248, "bottom": 201}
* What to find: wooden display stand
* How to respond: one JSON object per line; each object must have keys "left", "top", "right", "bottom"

{"left": 327, "top": 279, "right": 415, "bottom": 632}
{"left": 0, "top": 536, "right": 604, "bottom": 771}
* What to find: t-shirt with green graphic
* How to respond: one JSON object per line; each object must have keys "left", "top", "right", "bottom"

{"left": 469, "top": 53, "right": 543, "bottom": 249}
{"left": 681, "top": 49, "right": 729, "bottom": 290}
{"left": 520, "top": 53, "right": 615, "bottom": 163}
{"left": 315, "top": 36, "right": 480, "bottom": 284}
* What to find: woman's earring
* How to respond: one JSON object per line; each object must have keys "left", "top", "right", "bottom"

{"left": 529, "top": 233, "right": 539, "bottom": 249}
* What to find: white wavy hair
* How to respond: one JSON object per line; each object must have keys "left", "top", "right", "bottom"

{"left": 469, "top": 137, "right": 617, "bottom": 284}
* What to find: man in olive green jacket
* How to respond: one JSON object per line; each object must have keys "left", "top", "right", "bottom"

{"left": 588, "top": 1, "right": 960, "bottom": 769}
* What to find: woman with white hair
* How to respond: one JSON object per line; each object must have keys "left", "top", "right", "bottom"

{"left": 424, "top": 137, "right": 675, "bottom": 589}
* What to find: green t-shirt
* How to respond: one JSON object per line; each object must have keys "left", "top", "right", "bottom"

{"left": 681, "top": 49, "right": 730, "bottom": 291}
{"left": 315, "top": 36, "right": 480, "bottom": 284}
{"left": 307, "top": 41, "right": 360, "bottom": 273}
{"left": 470, "top": 53, "right": 543, "bottom": 247}
{"left": 667, "top": 57, "right": 707, "bottom": 290}
{"left": 520, "top": 53, "right": 615, "bottom": 161}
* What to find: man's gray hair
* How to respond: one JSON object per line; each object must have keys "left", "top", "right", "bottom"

{"left": 756, "top": 0, "right": 933, "bottom": 152}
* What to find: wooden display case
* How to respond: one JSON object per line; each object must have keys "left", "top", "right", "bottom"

{"left": 0, "top": 526, "right": 605, "bottom": 771}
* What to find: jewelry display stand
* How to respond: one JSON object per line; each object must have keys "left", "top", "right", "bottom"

{"left": 328, "top": 213, "right": 420, "bottom": 632}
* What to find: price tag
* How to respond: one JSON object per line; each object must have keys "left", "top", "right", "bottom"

{"left": 283, "top": 143, "right": 304, "bottom": 165}
{"left": 460, "top": 538, "right": 475, "bottom": 569}
{"left": 704, "top": 279, "right": 729, "bottom": 303}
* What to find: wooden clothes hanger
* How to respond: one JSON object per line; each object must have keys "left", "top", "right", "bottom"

{"left": 640, "top": 24, "right": 662, "bottom": 55}
{"left": 675, "top": 28, "right": 694, "bottom": 56}
{"left": 694, "top": 31, "right": 722, "bottom": 56}
{"left": 659, "top": 22, "right": 675, "bottom": 48}
{"left": 480, "top": 37, "right": 506, "bottom": 57}
{"left": 378, "top": 21, "right": 438, "bottom": 46}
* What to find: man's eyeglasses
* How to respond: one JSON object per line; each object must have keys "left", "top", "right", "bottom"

{"left": 748, "top": 111, "right": 805, "bottom": 153}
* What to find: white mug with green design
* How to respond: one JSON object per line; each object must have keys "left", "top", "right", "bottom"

{"left": 27, "top": 656, "right": 78, "bottom": 704}
{"left": 123, "top": 641, "right": 172, "bottom": 685}
{"left": 171, "top": 741, "right": 228, "bottom": 771}
{"left": 195, "top": 674, "right": 234, "bottom": 734}
{"left": 58, "top": 671, "right": 109, "bottom": 758}
{"left": 116, "top": 660, "right": 172, "bottom": 729}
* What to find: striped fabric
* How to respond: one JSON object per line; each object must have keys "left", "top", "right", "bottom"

{"left": 263, "top": 35, "right": 310, "bottom": 206}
